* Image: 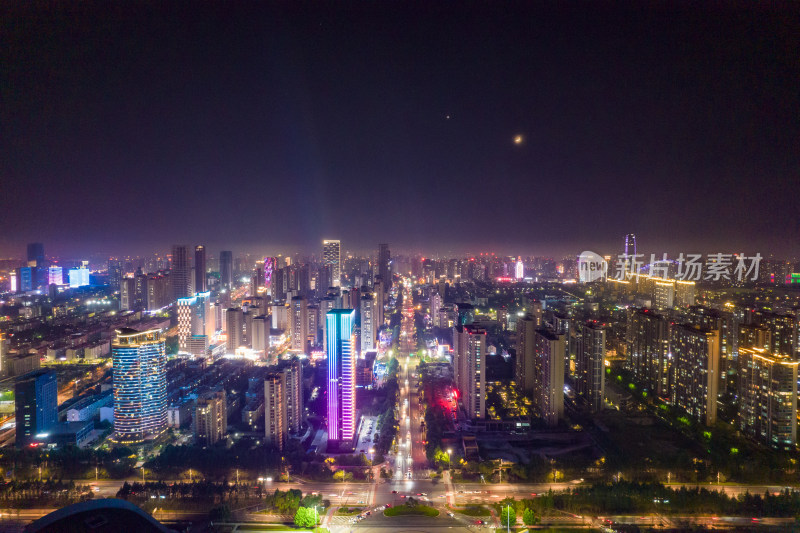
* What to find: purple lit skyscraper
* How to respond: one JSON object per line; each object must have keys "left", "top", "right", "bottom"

{"left": 326, "top": 308, "right": 356, "bottom": 446}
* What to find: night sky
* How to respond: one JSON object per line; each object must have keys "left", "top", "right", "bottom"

{"left": 2, "top": 3, "right": 799, "bottom": 258}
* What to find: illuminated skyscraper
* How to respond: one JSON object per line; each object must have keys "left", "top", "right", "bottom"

{"left": 171, "top": 245, "right": 192, "bottom": 300}
{"left": 177, "top": 292, "right": 214, "bottom": 355}
{"left": 327, "top": 309, "right": 356, "bottom": 447}
{"left": 194, "top": 245, "right": 207, "bottom": 293}
{"left": 219, "top": 251, "right": 233, "bottom": 291}
{"left": 323, "top": 240, "right": 341, "bottom": 287}
{"left": 68, "top": 267, "right": 90, "bottom": 288}
{"left": 112, "top": 328, "right": 167, "bottom": 443}
{"left": 48, "top": 266, "right": 62, "bottom": 285}
{"left": 27, "top": 243, "right": 44, "bottom": 268}
{"left": 453, "top": 324, "right": 487, "bottom": 419}
{"left": 264, "top": 257, "right": 277, "bottom": 297}
{"left": 14, "top": 370, "right": 57, "bottom": 447}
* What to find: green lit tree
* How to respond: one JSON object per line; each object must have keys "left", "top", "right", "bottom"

{"left": 294, "top": 506, "right": 318, "bottom": 528}
{"left": 523, "top": 508, "right": 539, "bottom": 526}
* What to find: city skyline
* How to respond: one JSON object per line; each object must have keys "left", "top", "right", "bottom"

{"left": 2, "top": 5, "right": 799, "bottom": 256}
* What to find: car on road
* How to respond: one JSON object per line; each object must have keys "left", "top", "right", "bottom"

{"left": 391, "top": 490, "right": 397, "bottom": 493}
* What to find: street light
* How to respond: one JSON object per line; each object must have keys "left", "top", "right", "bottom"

{"left": 447, "top": 449, "right": 452, "bottom": 472}
{"left": 505, "top": 503, "right": 512, "bottom": 533}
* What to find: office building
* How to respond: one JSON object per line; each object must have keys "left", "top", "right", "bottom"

{"left": 48, "top": 266, "right": 63, "bottom": 286}
{"left": 627, "top": 308, "right": 671, "bottom": 397}
{"left": 323, "top": 240, "right": 341, "bottom": 287}
{"left": 575, "top": 321, "right": 606, "bottom": 412}
{"left": 112, "top": 328, "right": 167, "bottom": 443}
{"left": 171, "top": 245, "right": 192, "bottom": 301}
{"left": 194, "top": 245, "right": 207, "bottom": 293}
{"left": 532, "top": 328, "right": 565, "bottom": 426}
{"left": 264, "top": 374, "right": 287, "bottom": 450}
{"left": 670, "top": 324, "right": 720, "bottom": 426}
{"left": 194, "top": 389, "right": 227, "bottom": 446}
{"left": 27, "top": 243, "right": 44, "bottom": 268}
{"left": 15, "top": 370, "right": 57, "bottom": 447}
{"left": 290, "top": 296, "right": 309, "bottom": 353}
{"left": 327, "top": 309, "right": 356, "bottom": 447}
{"left": 737, "top": 347, "right": 798, "bottom": 450}
{"left": 68, "top": 267, "right": 90, "bottom": 288}
{"left": 453, "top": 324, "right": 487, "bottom": 419}
{"left": 177, "top": 292, "right": 215, "bottom": 355}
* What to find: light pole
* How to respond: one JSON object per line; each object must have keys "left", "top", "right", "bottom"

{"left": 446, "top": 449, "right": 452, "bottom": 473}
{"left": 505, "top": 503, "right": 512, "bottom": 533}
{"left": 314, "top": 505, "right": 318, "bottom": 526}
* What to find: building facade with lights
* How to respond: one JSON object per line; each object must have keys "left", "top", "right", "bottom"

{"left": 112, "top": 328, "right": 167, "bottom": 443}
{"left": 327, "top": 309, "right": 356, "bottom": 447}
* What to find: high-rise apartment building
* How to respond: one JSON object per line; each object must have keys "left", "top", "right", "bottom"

{"left": 327, "top": 309, "right": 356, "bottom": 447}
{"left": 627, "top": 308, "right": 671, "bottom": 397}
{"left": 14, "top": 370, "right": 57, "bottom": 447}
{"left": 194, "top": 245, "right": 207, "bottom": 293}
{"left": 670, "top": 324, "right": 720, "bottom": 426}
{"left": 112, "top": 328, "right": 167, "bottom": 443}
{"left": 737, "top": 347, "right": 798, "bottom": 450}
{"left": 515, "top": 313, "right": 537, "bottom": 395}
{"left": 360, "top": 294, "right": 375, "bottom": 353}
{"left": 290, "top": 296, "right": 309, "bottom": 353}
{"left": 686, "top": 306, "right": 737, "bottom": 391}
{"left": 283, "top": 359, "right": 304, "bottom": 434}
{"left": 532, "top": 328, "right": 565, "bottom": 426}
{"left": 194, "top": 389, "right": 227, "bottom": 446}
{"left": 323, "top": 240, "right": 341, "bottom": 288}
{"left": 453, "top": 324, "right": 487, "bottom": 419}
{"left": 219, "top": 251, "right": 233, "bottom": 291}
{"left": 171, "top": 245, "right": 192, "bottom": 301}
{"left": 264, "top": 374, "right": 287, "bottom": 450}
{"left": 226, "top": 308, "right": 244, "bottom": 354}
{"left": 575, "top": 321, "right": 606, "bottom": 412}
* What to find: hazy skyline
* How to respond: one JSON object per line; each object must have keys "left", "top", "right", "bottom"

{"left": 2, "top": 4, "right": 799, "bottom": 257}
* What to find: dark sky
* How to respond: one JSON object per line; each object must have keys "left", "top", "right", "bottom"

{"left": 2, "top": 3, "right": 799, "bottom": 258}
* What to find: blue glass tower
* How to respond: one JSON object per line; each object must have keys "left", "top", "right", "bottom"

{"left": 14, "top": 370, "right": 57, "bottom": 447}
{"left": 326, "top": 309, "right": 356, "bottom": 445}
{"left": 112, "top": 328, "right": 167, "bottom": 443}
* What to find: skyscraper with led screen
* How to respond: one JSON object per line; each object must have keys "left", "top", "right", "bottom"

{"left": 112, "top": 328, "right": 167, "bottom": 443}
{"left": 327, "top": 308, "right": 356, "bottom": 447}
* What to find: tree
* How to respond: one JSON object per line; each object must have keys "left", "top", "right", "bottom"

{"left": 500, "top": 506, "right": 516, "bottom": 529}
{"left": 209, "top": 504, "right": 231, "bottom": 522}
{"left": 294, "top": 506, "right": 318, "bottom": 528}
{"left": 523, "top": 508, "right": 539, "bottom": 526}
